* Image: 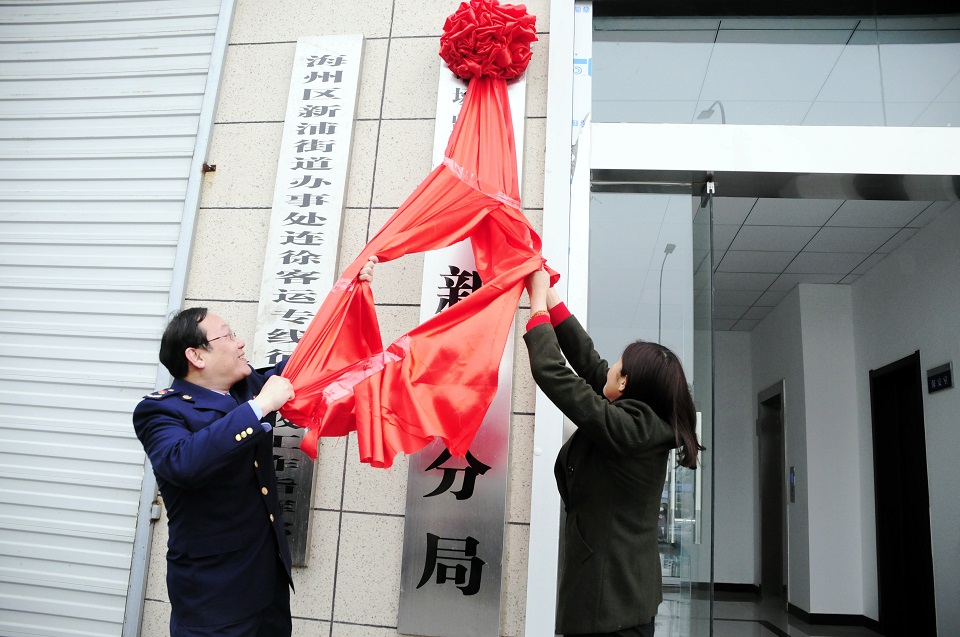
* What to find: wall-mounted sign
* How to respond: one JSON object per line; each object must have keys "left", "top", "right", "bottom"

{"left": 396, "top": 69, "right": 526, "bottom": 637}
{"left": 927, "top": 362, "right": 953, "bottom": 394}
{"left": 253, "top": 35, "right": 364, "bottom": 566}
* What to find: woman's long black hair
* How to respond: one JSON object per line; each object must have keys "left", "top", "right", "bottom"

{"left": 618, "top": 340, "right": 705, "bottom": 468}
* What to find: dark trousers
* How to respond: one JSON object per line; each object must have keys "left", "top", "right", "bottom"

{"left": 567, "top": 618, "right": 655, "bottom": 637}
{"left": 170, "top": 564, "right": 291, "bottom": 637}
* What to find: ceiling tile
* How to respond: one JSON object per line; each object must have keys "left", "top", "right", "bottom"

{"left": 827, "top": 200, "right": 930, "bottom": 227}
{"left": 743, "top": 306, "right": 773, "bottom": 320}
{"left": 851, "top": 253, "right": 888, "bottom": 275}
{"left": 714, "top": 305, "right": 751, "bottom": 320}
{"left": 745, "top": 198, "right": 842, "bottom": 226}
{"left": 730, "top": 225, "right": 820, "bottom": 251}
{"left": 803, "top": 101, "right": 886, "bottom": 126}
{"left": 908, "top": 200, "right": 954, "bottom": 228}
{"left": 757, "top": 288, "right": 790, "bottom": 306}
{"left": 806, "top": 226, "right": 898, "bottom": 252}
{"left": 712, "top": 271, "right": 779, "bottom": 290}
{"left": 840, "top": 274, "right": 861, "bottom": 284}
{"left": 878, "top": 228, "right": 918, "bottom": 253}
{"left": 712, "top": 318, "right": 737, "bottom": 331}
{"left": 732, "top": 319, "right": 760, "bottom": 331}
{"left": 712, "top": 224, "right": 741, "bottom": 252}
{"left": 769, "top": 272, "right": 844, "bottom": 290}
{"left": 712, "top": 198, "right": 756, "bottom": 225}
{"left": 717, "top": 250, "right": 798, "bottom": 273}
{"left": 714, "top": 290, "right": 763, "bottom": 307}
{"left": 786, "top": 251, "right": 871, "bottom": 273}
{"left": 705, "top": 31, "right": 849, "bottom": 102}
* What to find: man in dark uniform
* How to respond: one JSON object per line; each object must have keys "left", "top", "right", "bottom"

{"left": 133, "top": 308, "right": 297, "bottom": 636}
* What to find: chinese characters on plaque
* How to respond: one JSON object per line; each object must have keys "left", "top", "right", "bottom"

{"left": 252, "top": 36, "right": 363, "bottom": 566}
{"left": 397, "top": 68, "right": 526, "bottom": 637}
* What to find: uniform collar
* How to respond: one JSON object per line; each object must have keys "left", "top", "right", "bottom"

{"left": 171, "top": 377, "right": 240, "bottom": 413}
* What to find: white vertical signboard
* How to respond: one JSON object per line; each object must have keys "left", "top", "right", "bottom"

{"left": 396, "top": 69, "right": 527, "bottom": 637}
{"left": 252, "top": 35, "right": 363, "bottom": 566}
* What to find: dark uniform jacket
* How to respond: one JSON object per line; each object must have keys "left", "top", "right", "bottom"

{"left": 133, "top": 363, "right": 293, "bottom": 628}
{"left": 524, "top": 316, "right": 676, "bottom": 635}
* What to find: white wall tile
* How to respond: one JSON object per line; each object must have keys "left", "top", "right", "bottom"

{"left": 216, "top": 43, "right": 296, "bottom": 123}
{"left": 371, "top": 119, "right": 436, "bottom": 209}
{"left": 204, "top": 122, "right": 283, "bottom": 208}
{"left": 290, "top": 509, "right": 340, "bottom": 620}
{"left": 331, "top": 623, "right": 397, "bottom": 636}
{"left": 140, "top": 599, "right": 171, "bottom": 637}
{"left": 507, "top": 414, "right": 535, "bottom": 524}
{"left": 337, "top": 208, "right": 373, "bottom": 276}
{"left": 293, "top": 617, "right": 330, "bottom": 637}
{"left": 501, "top": 523, "right": 531, "bottom": 637}
{"left": 366, "top": 247, "right": 424, "bottom": 306}
{"left": 312, "top": 436, "right": 350, "bottom": 510}
{"left": 382, "top": 37, "right": 442, "bottom": 119}
{"left": 375, "top": 305, "right": 423, "bottom": 351}
{"left": 345, "top": 119, "right": 380, "bottom": 208}
{"left": 342, "top": 434, "right": 409, "bottom": 514}
{"left": 512, "top": 310, "right": 537, "bottom": 415}
{"left": 145, "top": 503, "right": 168, "bottom": 603}
{"left": 332, "top": 512, "right": 405, "bottom": 626}
{"left": 357, "top": 39, "right": 390, "bottom": 120}
{"left": 521, "top": 117, "right": 546, "bottom": 209}
{"left": 391, "top": 0, "right": 551, "bottom": 38}
{"left": 185, "top": 208, "right": 270, "bottom": 301}
{"left": 231, "top": 0, "right": 394, "bottom": 43}
{"left": 525, "top": 34, "right": 550, "bottom": 118}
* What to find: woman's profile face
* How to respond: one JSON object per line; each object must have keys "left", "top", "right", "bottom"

{"left": 603, "top": 357, "right": 627, "bottom": 402}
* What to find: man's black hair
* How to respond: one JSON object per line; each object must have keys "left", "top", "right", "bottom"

{"left": 158, "top": 307, "right": 209, "bottom": 379}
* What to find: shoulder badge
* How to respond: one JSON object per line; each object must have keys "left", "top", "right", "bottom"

{"left": 144, "top": 388, "right": 178, "bottom": 400}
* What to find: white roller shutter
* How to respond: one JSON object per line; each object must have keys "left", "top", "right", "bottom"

{"left": 0, "top": 1, "right": 230, "bottom": 635}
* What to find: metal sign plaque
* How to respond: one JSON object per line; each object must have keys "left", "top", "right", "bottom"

{"left": 396, "top": 68, "right": 526, "bottom": 637}
{"left": 253, "top": 36, "right": 363, "bottom": 565}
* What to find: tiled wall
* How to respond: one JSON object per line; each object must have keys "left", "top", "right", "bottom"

{"left": 139, "top": 1, "right": 552, "bottom": 635}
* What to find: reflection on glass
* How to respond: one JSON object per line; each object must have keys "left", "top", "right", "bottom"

{"left": 593, "top": 15, "right": 960, "bottom": 127}
{"left": 587, "top": 192, "right": 713, "bottom": 636}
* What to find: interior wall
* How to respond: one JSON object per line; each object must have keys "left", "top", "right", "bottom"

{"left": 713, "top": 331, "right": 757, "bottom": 585}
{"left": 750, "top": 288, "right": 811, "bottom": 610}
{"left": 850, "top": 209, "right": 960, "bottom": 633}
{"left": 797, "top": 284, "right": 864, "bottom": 614}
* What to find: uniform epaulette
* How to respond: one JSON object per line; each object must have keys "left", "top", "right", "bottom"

{"left": 144, "top": 388, "right": 179, "bottom": 400}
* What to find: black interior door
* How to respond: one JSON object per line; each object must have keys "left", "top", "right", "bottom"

{"left": 869, "top": 352, "right": 936, "bottom": 636}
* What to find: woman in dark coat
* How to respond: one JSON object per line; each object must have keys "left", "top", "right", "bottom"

{"left": 523, "top": 269, "right": 703, "bottom": 637}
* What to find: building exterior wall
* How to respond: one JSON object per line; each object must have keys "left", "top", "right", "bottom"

{"left": 140, "top": 1, "right": 551, "bottom": 635}
{"left": 132, "top": 2, "right": 960, "bottom": 634}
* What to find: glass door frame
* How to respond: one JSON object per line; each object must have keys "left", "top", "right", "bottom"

{"left": 522, "top": 1, "right": 960, "bottom": 634}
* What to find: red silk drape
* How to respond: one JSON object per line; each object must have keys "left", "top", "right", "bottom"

{"left": 280, "top": 75, "right": 556, "bottom": 468}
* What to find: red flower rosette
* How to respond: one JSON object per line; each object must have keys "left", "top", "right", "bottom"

{"left": 439, "top": 0, "right": 537, "bottom": 81}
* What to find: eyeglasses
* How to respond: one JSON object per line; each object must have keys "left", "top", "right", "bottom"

{"left": 206, "top": 330, "right": 237, "bottom": 345}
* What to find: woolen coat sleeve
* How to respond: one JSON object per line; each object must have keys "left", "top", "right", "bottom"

{"left": 523, "top": 319, "right": 668, "bottom": 458}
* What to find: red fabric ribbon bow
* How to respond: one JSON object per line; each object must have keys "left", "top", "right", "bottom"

{"left": 280, "top": 1, "right": 553, "bottom": 468}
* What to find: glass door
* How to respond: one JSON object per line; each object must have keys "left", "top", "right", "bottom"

{"left": 585, "top": 188, "right": 714, "bottom": 636}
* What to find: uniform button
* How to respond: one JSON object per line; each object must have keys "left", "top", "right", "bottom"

{"left": 254, "top": 460, "right": 259, "bottom": 468}
{"left": 246, "top": 427, "right": 254, "bottom": 435}
{"left": 261, "top": 487, "right": 268, "bottom": 496}
{"left": 235, "top": 434, "right": 242, "bottom": 442}
{"left": 240, "top": 430, "right": 248, "bottom": 438}
{"left": 270, "top": 514, "right": 275, "bottom": 522}
{"left": 568, "top": 466, "right": 574, "bottom": 475}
